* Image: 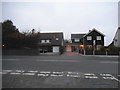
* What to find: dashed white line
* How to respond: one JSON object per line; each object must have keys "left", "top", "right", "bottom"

{"left": 28, "top": 70, "right": 38, "bottom": 73}
{"left": 51, "top": 74, "right": 63, "bottom": 77}
{"left": 23, "top": 73, "right": 35, "bottom": 76}
{"left": 100, "top": 73, "right": 112, "bottom": 76}
{"left": 100, "top": 61, "right": 119, "bottom": 64}
{"left": 40, "top": 71, "right": 51, "bottom": 74}
{"left": 53, "top": 72, "right": 63, "bottom": 74}
{"left": 84, "top": 73, "right": 95, "bottom": 76}
{"left": 67, "top": 74, "right": 79, "bottom": 78}
{"left": 10, "top": 72, "right": 21, "bottom": 75}
{"left": 2, "top": 70, "right": 12, "bottom": 72}
{"left": 15, "top": 70, "right": 24, "bottom": 73}
{"left": 37, "top": 73, "right": 49, "bottom": 77}
{"left": 85, "top": 76, "right": 98, "bottom": 79}
{"left": 36, "top": 60, "right": 80, "bottom": 62}
{"left": 1, "top": 69, "right": 120, "bottom": 82}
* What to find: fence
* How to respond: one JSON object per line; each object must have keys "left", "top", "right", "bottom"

{"left": 80, "top": 50, "right": 120, "bottom": 55}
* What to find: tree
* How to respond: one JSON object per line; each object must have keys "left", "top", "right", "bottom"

{"left": 2, "top": 20, "right": 21, "bottom": 49}
{"left": 2, "top": 20, "right": 19, "bottom": 36}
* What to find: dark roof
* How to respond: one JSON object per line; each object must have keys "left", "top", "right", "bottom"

{"left": 83, "top": 28, "right": 105, "bottom": 37}
{"left": 38, "top": 32, "right": 64, "bottom": 46}
{"left": 71, "top": 34, "right": 85, "bottom": 39}
{"left": 39, "top": 32, "right": 63, "bottom": 39}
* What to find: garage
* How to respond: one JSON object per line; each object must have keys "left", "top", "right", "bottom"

{"left": 53, "top": 46, "right": 59, "bottom": 53}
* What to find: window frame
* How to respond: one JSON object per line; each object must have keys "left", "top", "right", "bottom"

{"left": 87, "top": 36, "right": 92, "bottom": 40}
{"left": 74, "top": 38, "right": 80, "bottom": 42}
{"left": 97, "top": 36, "right": 101, "bottom": 40}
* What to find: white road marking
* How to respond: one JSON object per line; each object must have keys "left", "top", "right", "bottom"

{"left": 40, "top": 71, "right": 51, "bottom": 74}
{"left": 100, "top": 61, "right": 119, "bottom": 64}
{"left": 37, "top": 73, "right": 49, "bottom": 77}
{"left": 2, "top": 69, "right": 120, "bottom": 82}
{"left": 85, "top": 76, "right": 98, "bottom": 79}
{"left": 15, "top": 70, "right": 24, "bottom": 73}
{"left": 28, "top": 70, "right": 38, "bottom": 73}
{"left": 100, "top": 74, "right": 112, "bottom": 76}
{"left": 23, "top": 73, "right": 35, "bottom": 76}
{"left": 67, "top": 74, "right": 79, "bottom": 78}
{"left": 84, "top": 73, "right": 95, "bottom": 76}
{"left": 51, "top": 74, "right": 63, "bottom": 77}
{"left": 2, "top": 70, "right": 12, "bottom": 72}
{"left": 36, "top": 60, "right": 80, "bottom": 62}
{"left": 10, "top": 72, "right": 21, "bottom": 75}
{"left": 53, "top": 72, "right": 63, "bottom": 74}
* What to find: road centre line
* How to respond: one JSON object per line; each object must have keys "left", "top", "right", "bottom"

{"left": 23, "top": 73, "right": 35, "bottom": 76}
{"left": 10, "top": 72, "right": 21, "bottom": 75}
{"left": 100, "top": 61, "right": 119, "bottom": 64}
{"left": 36, "top": 59, "right": 80, "bottom": 62}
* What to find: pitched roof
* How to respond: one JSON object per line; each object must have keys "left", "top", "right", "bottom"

{"left": 38, "top": 32, "right": 64, "bottom": 46}
{"left": 71, "top": 34, "right": 86, "bottom": 39}
{"left": 83, "top": 28, "right": 105, "bottom": 37}
{"left": 39, "top": 32, "right": 63, "bottom": 39}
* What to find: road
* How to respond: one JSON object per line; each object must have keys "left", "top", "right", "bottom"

{"left": 1, "top": 54, "right": 120, "bottom": 88}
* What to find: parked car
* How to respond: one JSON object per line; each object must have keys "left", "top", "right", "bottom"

{"left": 39, "top": 49, "right": 47, "bottom": 53}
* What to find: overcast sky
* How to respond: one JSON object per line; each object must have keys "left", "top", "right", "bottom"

{"left": 1, "top": 0, "right": 119, "bottom": 46}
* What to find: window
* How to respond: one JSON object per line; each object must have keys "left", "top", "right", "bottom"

{"left": 97, "top": 36, "right": 101, "bottom": 40}
{"left": 41, "top": 40, "right": 45, "bottom": 43}
{"left": 87, "top": 36, "right": 92, "bottom": 40}
{"left": 46, "top": 40, "right": 50, "bottom": 43}
{"left": 74, "top": 38, "right": 79, "bottom": 42}
{"left": 56, "top": 38, "right": 59, "bottom": 40}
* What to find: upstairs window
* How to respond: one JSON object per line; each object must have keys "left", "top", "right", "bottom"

{"left": 41, "top": 40, "right": 45, "bottom": 43}
{"left": 46, "top": 40, "right": 50, "bottom": 43}
{"left": 97, "top": 36, "right": 101, "bottom": 40}
{"left": 74, "top": 38, "right": 80, "bottom": 42}
{"left": 56, "top": 38, "right": 59, "bottom": 40}
{"left": 87, "top": 36, "right": 92, "bottom": 40}
{"left": 41, "top": 40, "right": 51, "bottom": 43}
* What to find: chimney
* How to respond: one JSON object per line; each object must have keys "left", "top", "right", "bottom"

{"left": 89, "top": 30, "right": 91, "bottom": 32}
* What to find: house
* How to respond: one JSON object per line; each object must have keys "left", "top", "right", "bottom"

{"left": 38, "top": 32, "right": 64, "bottom": 53}
{"left": 71, "top": 34, "right": 85, "bottom": 52}
{"left": 113, "top": 27, "right": 120, "bottom": 47}
{"left": 83, "top": 28, "right": 105, "bottom": 50}
{"left": 67, "top": 28, "right": 105, "bottom": 53}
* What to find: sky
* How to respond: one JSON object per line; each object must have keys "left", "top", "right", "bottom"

{"left": 1, "top": 0, "right": 119, "bottom": 46}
